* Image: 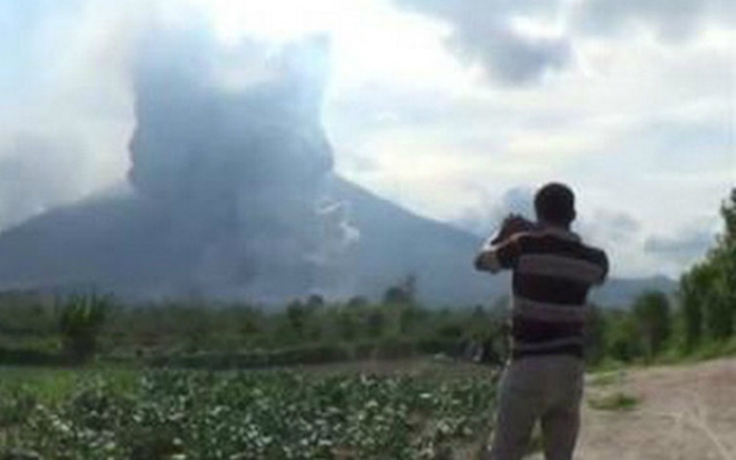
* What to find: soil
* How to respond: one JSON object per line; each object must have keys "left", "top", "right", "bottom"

{"left": 530, "top": 357, "right": 736, "bottom": 460}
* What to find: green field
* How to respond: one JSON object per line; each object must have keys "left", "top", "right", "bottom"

{"left": 0, "top": 362, "right": 498, "bottom": 460}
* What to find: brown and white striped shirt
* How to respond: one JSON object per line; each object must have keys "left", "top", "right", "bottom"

{"left": 475, "top": 227, "right": 608, "bottom": 360}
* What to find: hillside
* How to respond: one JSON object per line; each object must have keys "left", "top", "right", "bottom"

{"left": 0, "top": 174, "right": 675, "bottom": 306}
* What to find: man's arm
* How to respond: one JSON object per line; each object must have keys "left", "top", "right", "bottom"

{"left": 474, "top": 214, "right": 531, "bottom": 273}
{"left": 594, "top": 250, "right": 610, "bottom": 286}
{"left": 474, "top": 237, "right": 522, "bottom": 273}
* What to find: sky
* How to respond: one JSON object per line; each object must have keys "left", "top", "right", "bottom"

{"left": 0, "top": 0, "right": 733, "bottom": 279}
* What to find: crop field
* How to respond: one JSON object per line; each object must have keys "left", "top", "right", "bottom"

{"left": 0, "top": 363, "right": 499, "bottom": 459}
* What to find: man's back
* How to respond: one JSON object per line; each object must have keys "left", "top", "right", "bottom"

{"left": 502, "top": 228, "right": 608, "bottom": 360}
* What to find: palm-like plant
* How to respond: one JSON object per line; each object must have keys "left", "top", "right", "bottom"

{"left": 57, "top": 294, "right": 110, "bottom": 364}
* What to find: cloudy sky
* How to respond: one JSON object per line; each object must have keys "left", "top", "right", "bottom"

{"left": 0, "top": 0, "right": 734, "bottom": 278}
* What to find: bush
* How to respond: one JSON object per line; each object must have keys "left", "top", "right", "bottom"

{"left": 372, "top": 337, "right": 415, "bottom": 360}
{"left": 588, "top": 392, "right": 639, "bottom": 411}
{"left": 415, "top": 336, "right": 459, "bottom": 357}
{"left": 57, "top": 294, "right": 111, "bottom": 365}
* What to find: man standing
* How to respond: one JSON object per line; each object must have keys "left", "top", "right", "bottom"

{"left": 474, "top": 183, "right": 608, "bottom": 460}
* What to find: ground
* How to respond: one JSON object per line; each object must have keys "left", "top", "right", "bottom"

{"left": 529, "top": 357, "right": 736, "bottom": 460}
{"left": 1, "top": 357, "right": 734, "bottom": 458}
{"left": 302, "top": 357, "right": 736, "bottom": 459}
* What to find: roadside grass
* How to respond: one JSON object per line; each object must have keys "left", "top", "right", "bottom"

{"left": 587, "top": 370, "right": 625, "bottom": 387}
{"left": 0, "top": 365, "right": 139, "bottom": 407}
{"left": 588, "top": 336, "right": 736, "bottom": 375}
{"left": 588, "top": 391, "right": 639, "bottom": 411}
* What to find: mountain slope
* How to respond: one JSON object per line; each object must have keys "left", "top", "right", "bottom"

{"left": 329, "top": 177, "right": 504, "bottom": 305}
{"left": 0, "top": 177, "right": 675, "bottom": 306}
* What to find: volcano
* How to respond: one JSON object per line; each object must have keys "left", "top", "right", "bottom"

{"left": 0, "top": 32, "right": 497, "bottom": 304}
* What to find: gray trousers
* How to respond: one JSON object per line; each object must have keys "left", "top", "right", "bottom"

{"left": 487, "top": 354, "right": 585, "bottom": 460}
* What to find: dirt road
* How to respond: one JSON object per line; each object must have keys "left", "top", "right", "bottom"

{"left": 549, "top": 358, "right": 736, "bottom": 460}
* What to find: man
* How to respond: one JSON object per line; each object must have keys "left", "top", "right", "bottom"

{"left": 474, "top": 183, "right": 608, "bottom": 460}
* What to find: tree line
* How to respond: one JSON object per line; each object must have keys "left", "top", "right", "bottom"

{"left": 0, "top": 190, "right": 732, "bottom": 369}
{"left": 586, "top": 188, "right": 736, "bottom": 366}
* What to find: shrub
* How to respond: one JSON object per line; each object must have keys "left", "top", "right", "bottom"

{"left": 57, "top": 294, "right": 111, "bottom": 365}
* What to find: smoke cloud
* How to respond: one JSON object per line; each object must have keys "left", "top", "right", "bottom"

{"left": 0, "top": 22, "right": 361, "bottom": 300}
{"left": 125, "top": 28, "right": 358, "bottom": 298}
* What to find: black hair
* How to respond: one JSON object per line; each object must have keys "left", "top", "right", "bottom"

{"left": 534, "top": 182, "right": 576, "bottom": 226}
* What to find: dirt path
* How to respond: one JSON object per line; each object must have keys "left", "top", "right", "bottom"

{"left": 557, "top": 358, "right": 736, "bottom": 460}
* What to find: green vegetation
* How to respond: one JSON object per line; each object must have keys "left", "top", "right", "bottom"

{"left": 583, "top": 188, "right": 736, "bottom": 368}
{"left": 57, "top": 294, "right": 111, "bottom": 364}
{"left": 0, "top": 190, "right": 732, "bottom": 458}
{"left": 588, "top": 392, "right": 639, "bottom": 411}
{"left": 0, "top": 192, "right": 733, "bottom": 372}
{"left": 587, "top": 370, "right": 626, "bottom": 387}
{"left": 0, "top": 278, "right": 509, "bottom": 370}
{"left": 679, "top": 189, "right": 736, "bottom": 350}
{"left": 0, "top": 366, "right": 497, "bottom": 459}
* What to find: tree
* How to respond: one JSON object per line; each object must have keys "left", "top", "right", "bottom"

{"left": 57, "top": 294, "right": 110, "bottom": 364}
{"left": 382, "top": 274, "right": 417, "bottom": 305}
{"left": 679, "top": 265, "right": 705, "bottom": 350}
{"left": 365, "top": 309, "right": 385, "bottom": 339}
{"left": 346, "top": 296, "right": 368, "bottom": 308}
{"left": 286, "top": 300, "right": 308, "bottom": 338}
{"left": 397, "top": 305, "right": 418, "bottom": 335}
{"left": 719, "top": 188, "right": 736, "bottom": 246}
{"left": 678, "top": 188, "right": 736, "bottom": 346}
{"left": 584, "top": 303, "right": 607, "bottom": 366}
{"left": 337, "top": 308, "right": 357, "bottom": 341}
{"left": 633, "top": 291, "right": 671, "bottom": 359}
{"left": 607, "top": 311, "right": 644, "bottom": 363}
{"left": 306, "top": 294, "right": 325, "bottom": 309}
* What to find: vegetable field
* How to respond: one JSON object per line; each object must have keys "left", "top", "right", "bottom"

{"left": 0, "top": 364, "right": 498, "bottom": 459}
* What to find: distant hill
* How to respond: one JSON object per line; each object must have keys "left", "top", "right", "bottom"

{"left": 0, "top": 175, "right": 675, "bottom": 307}
{"left": 330, "top": 177, "right": 677, "bottom": 307}
{"left": 589, "top": 275, "right": 677, "bottom": 308}
{"left": 328, "top": 176, "right": 503, "bottom": 305}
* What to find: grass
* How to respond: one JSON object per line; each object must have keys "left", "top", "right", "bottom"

{"left": 0, "top": 365, "right": 139, "bottom": 407}
{"left": 587, "top": 370, "right": 626, "bottom": 387}
{"left": 588, "top": 392, "right": 639, "bottom": 411}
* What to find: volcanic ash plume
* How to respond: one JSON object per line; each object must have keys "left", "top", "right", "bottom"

{"left": 126, "top": 30, "right": 359, "bottom": 299}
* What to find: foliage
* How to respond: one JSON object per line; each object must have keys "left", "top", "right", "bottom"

{"left": 57, "top": 294, "right": 111, "bottom": 364}
{"left": 382, "top": 275, "right": 417, "bottom": 306}
{"left": 591, "top": 188, "right": 736, "bottom": 367}
{"left": 632, "top": 291, "right": 671, "bottom": 360}
{"left": 588, "top": 392, "right": 639, "bottom": 411}
{"left": 605, "top": 310, "right": 644, "bottom": 363}
{"left": 678, "top": 188, "right": 736, "bottom": 349}
{"left": 3, "top": 367, "right": 498, "bottom": 459}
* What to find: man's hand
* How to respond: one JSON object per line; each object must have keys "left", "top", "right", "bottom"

{"left": 490, "top": 214, "right": 536, "bottom": 245}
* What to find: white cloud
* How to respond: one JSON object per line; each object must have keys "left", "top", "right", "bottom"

{"left": 0, "top": 0, "right": 142, "bottom": 226}
{"left": 575, "top": 0, "right": 736, "bottom": 41}
{"left": 0, "top": 0, "right": 732, "bottom": 280}
{"left": 395, "top": 0, "right": 573, "bottom": 85}
{"left": 324, "top": 2, "right": 734, "bottom": 277}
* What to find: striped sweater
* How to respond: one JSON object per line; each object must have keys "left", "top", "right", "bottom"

{"left": 475, "top": 227, "right": 608, "bottom": 360}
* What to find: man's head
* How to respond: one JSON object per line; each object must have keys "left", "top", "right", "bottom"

{"left": 534, "top": 182, "right": 576, "bottom": 227}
